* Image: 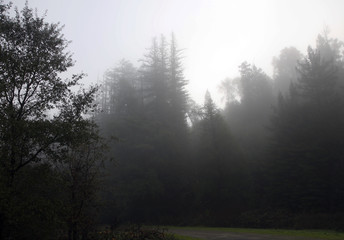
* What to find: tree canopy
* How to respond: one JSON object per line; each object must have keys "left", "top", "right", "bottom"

{"left": 0, "top": 2, "right": 103, "bottom": 239}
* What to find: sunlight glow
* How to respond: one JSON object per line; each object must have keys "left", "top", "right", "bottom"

{"left": 186, "top": 0, "right": 277, "bottom": 105}
{"left": 14, "top": 0, "right": 344, "bottom": 106}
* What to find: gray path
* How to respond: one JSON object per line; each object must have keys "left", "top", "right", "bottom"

{"left": 169, "top": 229, "right": 323, "bottom": 240}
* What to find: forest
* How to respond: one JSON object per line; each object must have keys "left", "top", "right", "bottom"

{"left": 1, "top": 1, "right": 344, "bottom": 240}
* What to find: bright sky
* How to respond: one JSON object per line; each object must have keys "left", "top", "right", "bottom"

{"left": 13, "top": 0, "right": 344, "bottom": 105}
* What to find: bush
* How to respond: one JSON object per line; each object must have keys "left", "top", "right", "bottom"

{"left": 294, "top": 213, "right": 344, "bottom": 230}
{"left": 97, "top": 225, "right": 177, "bottom": 240}
{"left": 238, "top": 209, "right": 294, "bottom": 228}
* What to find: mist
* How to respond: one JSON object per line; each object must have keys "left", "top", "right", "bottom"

{"left": 14, "top": 0, "right": 344, "bottom": 105}
{"left": 2, "top": 0, "right": 344, "bottom": 239}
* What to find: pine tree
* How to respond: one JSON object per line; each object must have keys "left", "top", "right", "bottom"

{"left": 268, "top": 35, "right": 344, "bottom": 213}
{"left": 191, "top": 91, "right": 247, "bottom": 225}
{"left": 97, "top": 35, "right": 192, "bottom": 224}
{"left": 169, "top": 33, "right": 188, "bottom": 129}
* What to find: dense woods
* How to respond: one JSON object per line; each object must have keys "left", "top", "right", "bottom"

{"left": 1, "top": 1, "right": 344, "bottom": 239}
{"left": 96, "top": 32, "right": 344, "bottom": 229}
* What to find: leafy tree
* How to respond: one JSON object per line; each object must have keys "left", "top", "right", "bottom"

{"left": 186, "top": 98, "right": 203, "bottom": 126}
{"left": 59, "top": 133, "right": 105, "bottom": 240}
{"left": 219, "top": 63, "right": 275, "bottom": 211}
{"left": 0, "top": 2, "right": 102, "bottom": 238}
{"left": 99, "top": 59, "right": 139, "bottom": 115}
{"left": 223, "top": 62, "right": 274, "bottom": 163}
{"left": 218, "top": 77, "right": 241, "bottom": 105}
{"left": 0, "top": 1, "right": 79, "bottom": 185}
{"left": 272, "top": 47, "right": 303, "bottom": 95}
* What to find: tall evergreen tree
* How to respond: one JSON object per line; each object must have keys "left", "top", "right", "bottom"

{"left": 268, "top": 35, "right": 344, "bottom": 214}
{"left": 191, "top": 91, "right": 247, "bottom": 225}
{"left": 97, "top": 35, "right": 192, "bottom": 225}
{"left": 169, "top": 33, "right": 188, "bottom": 129}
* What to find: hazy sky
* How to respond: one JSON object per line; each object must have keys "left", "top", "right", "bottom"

{"left": 13, "top": 0, "right": 344, "bottom": 105}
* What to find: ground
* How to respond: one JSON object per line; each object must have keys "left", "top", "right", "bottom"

{"left": 170, "top": 228, "right": 324, "bottom": 240}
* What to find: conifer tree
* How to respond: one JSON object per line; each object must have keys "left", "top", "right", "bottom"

{"left": 269, "top": 35, "right": 344, "bottom": 213}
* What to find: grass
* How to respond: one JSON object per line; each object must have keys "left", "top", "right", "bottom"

{"left": 174, "top": 234, "right": 203, "bottom": 240}
{"left": 167, "top": 226, "right": 344, "bottom": 240}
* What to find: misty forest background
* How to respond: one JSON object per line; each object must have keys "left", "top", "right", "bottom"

{"left": 1, "top": 1, "right": 344, "bottom": 240}
{"left": 97, "top": 32, "right": 344, "bottom": 229}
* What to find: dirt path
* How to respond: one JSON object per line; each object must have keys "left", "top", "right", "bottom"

{"left": 169, "top": 228, "right": 323, "bottom": 240}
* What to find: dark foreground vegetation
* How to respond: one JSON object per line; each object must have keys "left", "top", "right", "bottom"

{"left": 169, "top": 226, "right": 344, "bottom": 240}
{"left": 97, "top": 225, "right": 175, "bottom": 240}
{"left": 1, "top": 1, "right": 344, "bottom": 239}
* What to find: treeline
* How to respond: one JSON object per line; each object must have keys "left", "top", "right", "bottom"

{"left": 97, "top": 32, "right": 344, "bottom": 229}
{"left": 2, "top": 2, "right": 344, "bottom": 239}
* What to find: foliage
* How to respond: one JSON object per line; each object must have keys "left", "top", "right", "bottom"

{"left": 189, "top": 91, "right": 247, "bottom": 225}
{"left": 272, "top": 47, "right": 303, "bottom": 95}
{"left": 168, "top": 226, "right": 344, "bottom": 240}
{"left": 96, "top": 24, "right": 344, "bottom": 229}
{"left": 219, "top": 62, "right": 275, "bottom": 211}
{"left": 97, "top": 35, "right": 191, "bottom": 225}
{"left": 0, "top": 2, "right": 104, "bottom": 239}
{"left": 4, "top": 1, "right": 344, "bottom": 234}
{"left": 0, "top": 1, "right": 78, "bottom": 185}
{"left": 97, "top": 225, "right": 176, "bottom": 240}
{"left": 55, "top": 121, "right": 106, "bottom": 240}
{"left": 268, "top": 34, "right": 344, "bottom": 214}
{"left": 222, "top": 62, "right": 274, "bottom": 162}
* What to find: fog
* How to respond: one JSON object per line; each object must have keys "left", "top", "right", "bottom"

{"left": 3, "top": 1, "right": 344, "bottom": 239}
{"left": 15, "top": 0, "right": 344, "bottom": 105}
